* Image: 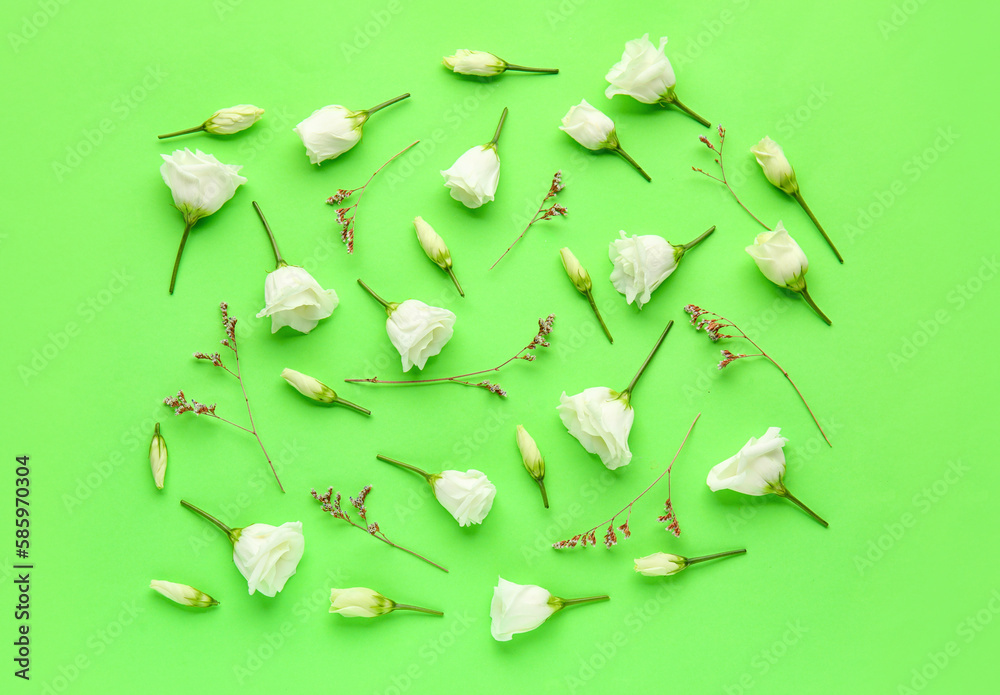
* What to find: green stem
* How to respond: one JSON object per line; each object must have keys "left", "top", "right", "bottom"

{"left": 488, "top": 107, "right": 509, "bottom": 147}
{"left": 794, "top": 191, "right": 843, "bottom": 264}
{"left": 334, "top": 397, "right": 370, "bottom": 416}
{"left": 158, "top": 125, "right": 206, "bottom": 139}
{"left": 585, "top": 290, "right": 614, "bottom": 343}
{"left": 376, "top": 454, "right": 433, "bottom": 483}
{"left": 168, "top": 220, "right": 195, "bottom": 295}
{"left": 669, "top": 95, "right": 710, "bottom": 128}
{"left": 180, "top": 500, "right": 238, "bottom": 543}
{"left": 775, "top": 487, "right": 828, "bottom": 528}
{"left": 621, "top": 320, "right": 673, "bottom": 400}
{"left": 364, "top": 93, "right": 410, "bottom": 116}
{"left": 685, "top": 549, "right": 746, "bottom": 566}
{"left": 537, "top": 478, "right": 549, "bottom": 509}
{"left": 682, "top": 225, "right": 716, "bottom": 251}
{"left": 557, "top": 595, "right": 610, "bottom": 608}
{"left": 357, "top": 278, "right": 393, "bottom": 310}
{"left": 798, "top": 286, "right": 832, "bottom": 326}
{"left": 503, "top": 62, "right": 559, "bottom": 74}
{"left": 613, "top": 146, "right": 651, "bottom": 182}
{"left": 446, "top": 267, "right": 465, "bottom": 297}
{"left": 393, "top": 603, "right": 444, "bottom": 616}
{"left": 253, "top": 201, "right": 285, "bottom": 267}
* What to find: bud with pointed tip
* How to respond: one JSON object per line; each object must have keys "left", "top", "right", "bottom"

{"left": 516, "top": 425, "right": 548, "bottom": 508}
{"left": 204, "top": 104, "right": 264, "bottom": 135}
{"left": 150, "top": 580, "right": 219, "bottom": 607}
{"left": 559, "top": 247, "right": 591, "bottom": 293}
{"left": 149, "top": 423, "right": 167, "bottom": 489}
{"left": 281, "top": 368, "right": 371, "bottom": 415}
{"left": 414, "top": 216, "right": 452, "bottom": 269}
{"left": 751, "top": 136, "right": 798, "bottom": 195}
{"left": 330, "top": 587, "right": 443, "bottom": 618}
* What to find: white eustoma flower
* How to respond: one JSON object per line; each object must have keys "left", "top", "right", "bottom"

{"left": 745, "top": 222, "right": 808, "bottom": 291}
{"left": 160, "top": 149, "right": 246, "bottom": 226}
{"left": 232, "top": 522, "right": 305, "bottom": 597}
{"left": 490, "top": 577, "right": 608, "bottom": 642}
{"left": 604, "top": 34, "right": 676, "bottom": 104}
{"left": 634, "top": 549, "right": 746, "bottom": 577}
{"left": 432, "top": 469, "right": 497, "bottom": 526}
{"left": 149, "top": 423, "right": 167, "bottom": 489}
{"left": 751, "top": 136, "right": 798, "bottom": 195}
{"left": 150, "top": 580, "right": 218, "bottom": 607}
{"left": 443, "top": 50, "right": 558, "bottom": 76}
{"left": 204, "top": 104, "right": 264, "bottom": 134}
{"left": 256, "top": 265, "right": 338, "bottom": 334}
{"left": 415, "top": 216, "right": 463, "bottom": 296}
{"left": 295, "top": 94, "right": 410, "bottom": 165}
{"left": 557, "top": 387, "right": 634, "bottom": 470}
{"left": 441, "top": 108, "right": 507, "bottom": 208}
{"left": 609, "top": 233, "right": 677, "bottom": 308}
{"left": 386, "top": 299, "right": 456, "bottom": 371}
{"left": 560, "top": 100, "right": 651, "bottom": 180}
{"left": 329, "top": 588, "right": 394, "bottom": 617}
{"left": 707, "top": 427, "right": 788, "bottom": 496}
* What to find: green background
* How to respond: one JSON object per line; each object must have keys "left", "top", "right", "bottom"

{"left": 2, "top": 0, "right": 997, "bottom": 692}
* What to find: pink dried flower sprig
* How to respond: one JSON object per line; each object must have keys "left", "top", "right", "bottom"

{"left": 684, "top": 304, "right": 831, "bottom": 446}
{"left": 326, "top": 140, "right": 419, "bottom": 254}
{"left": 345, "top": 314, "right": 555, "bottom": 399}
{"left": 553, "top": 413, "right": 700, "bottom": 550}
{"left": 311, "top": 485, "right": 447, "bottom": 572}
{"left": 163, "top": 302, "right": 284, "bottom": 491}
{"left": 490, "top": 172, "right": 567, "bottom": 269}
{"left": 693, "top": 125, "right": 770, "bottom": 231}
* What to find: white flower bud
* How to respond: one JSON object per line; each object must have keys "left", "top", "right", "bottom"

{"left": 559, "top": 247, "right": 592, "bottom": 293}
{"left": 203, "top": 104, "right": 264, "bottom": 134}
{"left": 150, "top": 580, "right": 219, "bottom": 607}
{"left": 633, "top": 553, "right": 687, "bottom": 577}
{"left": 751, "top": 136, "right": 798, "bottom": 195}
{"left": 149, "top": 423, "right": 167, "bottom": 489}
{"left": 329, "top": 587, "right": 395, "bottom": 617}
{"left": 281, "top": 368, "right": 337, "bottom": 403}
{"left": 516, "top": 425, "right": 544, "bottom": 480}
{"left": 414, "top": 216, "right": 452, "bottom": 269}
{"left": 745, "top": 222, "right": 809, "bottom": 291}
{"left": 559, "top": 99, "right": 618, "bottom": 150}
{"left": 443, "top": 49, "right": 506, "bottom": 76}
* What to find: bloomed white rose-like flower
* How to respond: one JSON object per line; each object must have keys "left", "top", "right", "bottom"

{"left": 707, "top": 427, "right": 788, "bottom": 496}
{"left": 150, "top": 580, "right": 219, "bottom": 607}
{"left": 204, "top": 104, "right": 264, "bottom": 134}
{"left": 751, "top": 136, "right": 798, "bottom": 195}
{"left": 490, "top": 577, "right": 608, "bottom": 642}
{"left": 295, "top": 94, "right": 410, "bottom": 165}
{"left": 232, "top": 522, "right": 305, "bottom": 597}
{"left": 441, "top": 145, "right": 500, "bottom": 208}
{"left": 634, "top": 549, "right": 746, "bottom": 577}
{"left": 745, "top": 223, "right": 831, "bottom": 324}
{"left": 386, "top": 299, "right": 456, "bottom": 371}
{"left": 604, "top": 34, "right": 676, "bottom": 104}
{"left": 610, "top": 226, "right": 715, "bottom": 308}
{"left": 256, "top": 265, "right": 338, "bottom": 334}
{"left": 432, "top": 469, "right": 497, "bottom": 526}
{"left": 414, "top": 216, "right": 463, "bottom": 296}
{"left": 149, "top": 423, "right": 167, "bottom": 489}
{"left": 161, "top": 148, "right": 246, "bottom": 226}
{"left": 558, "top": 387, "right": 634, "bottom": 470}
{"left": 604, "top": 34, "right": 709, "bottom": 126}
{"left": 443, "top": 50, "right": 559, "bottom": 76}
{"left": 560, "top": 100, "right": 650, "bottom": 181}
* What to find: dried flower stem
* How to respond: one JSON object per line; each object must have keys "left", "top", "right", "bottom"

{"left": 491, "top": 171, "right": 567, "bottom": 269}
{"left": 326, "top": 140, "right": 420, "bottom": 253}
{"left": 693, "top": 125, "right": 770, "bottom": 230}
{"left": 164, "top": 303, "right": 284, "bottom": 491}
{"left": 311, "top": 486, "right": 448, "bottom": 572}
{"left": 685, "top": 305, "right": 830, "bottom": 446}
{"left": 553, "top": 413, "right": 701, "bottom": 549}
{"left": 345, "top": 314, "right": 555, "bottom": 398}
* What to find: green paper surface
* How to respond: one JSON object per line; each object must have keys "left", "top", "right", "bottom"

{"left": 2, "top": 0, "right": 997, "bottom": 692}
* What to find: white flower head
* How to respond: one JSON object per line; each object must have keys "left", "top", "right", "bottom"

{"left": 149, "top": 423, "right": 167, "bottom": 489}
{"left": 745, "top": 222, "right": 808, "bottom": 291}
{"left": 605, "top": 34, "right": 676, "bottom": 104}
{"left": 707, "top": 427, "right": 787, "bottom": 496}
{"left": 329, "top": 588, "right": 395, "bottom": 618}
{"left": 751, "top": 136, "right": 798, "bottom": 195}
{"left": 443, "top": 49, "right": 506, "bottom": 76}
{"left": 609, "top": 232, "right": 679, "bottom": 308}
{"left": 386, "top": 299, "right": 456, "bottom": 371}
{"left": 256, "top": 265, "right": 338, "bottom": 334}
{"left": 232, "top": 522, "right": 305, "bottom": 597}
{"left": 557, "top": 386, "right": 634, "bottom": 469}
{"left": 204, "top": 104, "right": 264, "bottom": 135}
{"left": 490, "top": 577, "right": 558, "bottom": 641}
{"left": 441, "top": 145, "right": 500, "bottom": 208}
{"left": 633, "top": 553, "right": 686, "bottom": 577}
{"left": 150, "top": 580, "right": 219, "bottom": 607}
{"left": 432, "top": 469, "right": 497, "bottom": 526}
{"left": 560, "top": 99, "right": 617, "bottom": 150}
{"left": 160, "top": 149, "right": 246, "bottom": 226}
{"left": 294, "top": 105, "right": 366, "bottom": 164}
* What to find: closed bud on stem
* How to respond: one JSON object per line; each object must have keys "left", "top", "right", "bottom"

{"left": 149, "top": 422, "right": 167, "bottom": 489}
{"left": 559, "top": 247, "right": 591, "bottom": 293}
{"left": 281, "top": 368, "right": 370, "bottom": 415}
{"left": 516, "top": 425, "right": 548, "bottom": 508}
{"left": 150, "top": 580, "right": 219, "bottom": 607}
{"left": 330, "top": 587, "right": 443, "bottom": 618}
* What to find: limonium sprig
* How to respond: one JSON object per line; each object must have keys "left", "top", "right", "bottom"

{"left": 684, "top": 304, "right": 831, "bottom": 446}
{"left": 326, "top": 140, "right": 420, "bottom": 253}
{"left": 490, "top": 171, "right": 567, "bottom": 270}
{"left": 553, "top": 413, "right": 700, "bottom": 549}
{"left": 311, "top": 485, "right": 448, "bottom": 572}
{"left": 345, "top": 314, "right": 555, "bottom": 398}
{"left": 693, "top": 125, "right": 771, "bottom": 230}
{"left": 164, "top": 302, "right": 284, "bottom": 491}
